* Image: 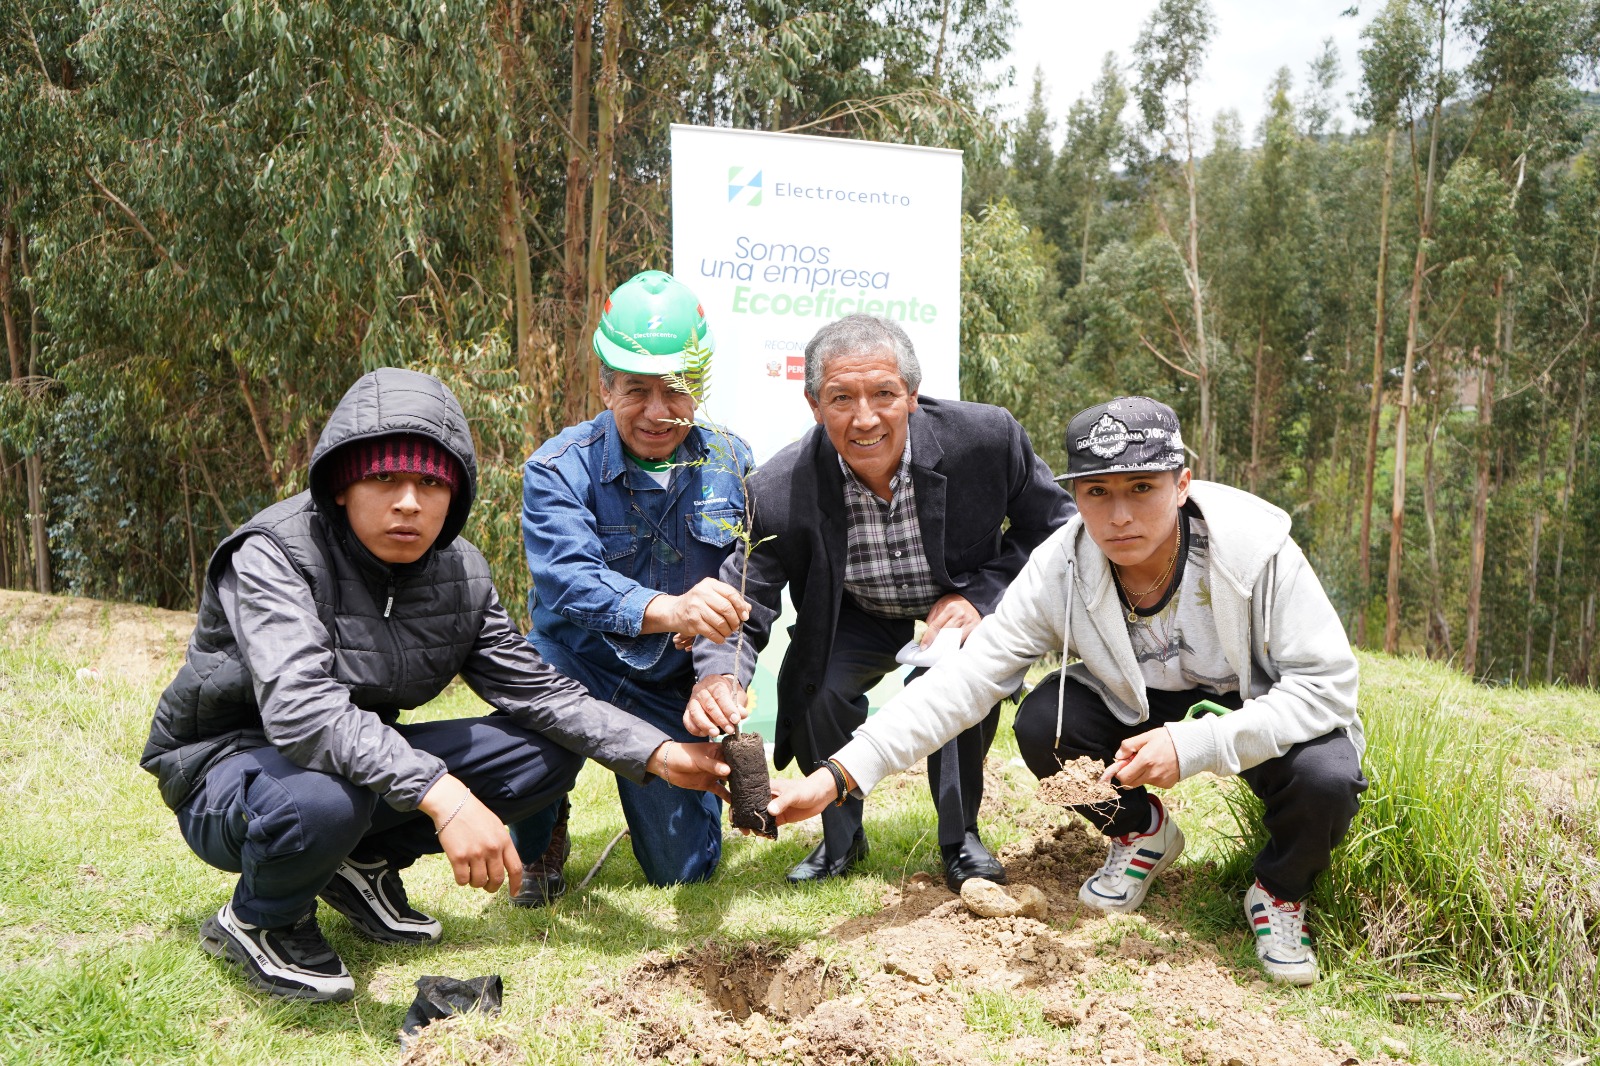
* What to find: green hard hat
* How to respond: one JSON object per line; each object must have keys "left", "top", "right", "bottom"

{"left": 592, "top": 270, "right": 714, "bottom": 375}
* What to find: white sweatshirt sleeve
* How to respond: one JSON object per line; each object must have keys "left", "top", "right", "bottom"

{"left": 832, "top": 531, "right": 1074, "bottom": 794}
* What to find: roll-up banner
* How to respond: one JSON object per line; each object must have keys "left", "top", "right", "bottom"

{"left": 669, "top": 124, "right": 963, "bottom": 462}
{"left": 670, "top": 124, "right": 964, "bottom": 735}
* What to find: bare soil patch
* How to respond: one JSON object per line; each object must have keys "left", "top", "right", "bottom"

{"left": 396, "top": 1014, "right": 521, "bottom": 1066}
{"left": 575, "top": 823, "right": 1402, "bottom": 1065}
{"left": 0, "top": 590, "right": 192, "bottom": 685}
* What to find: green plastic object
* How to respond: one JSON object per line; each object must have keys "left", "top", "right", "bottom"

{"left": 592, "top": 270, "right": 714, "bottom": 375}
{"left": 1184, "top": 699, "right": 1234, "bottom": 720}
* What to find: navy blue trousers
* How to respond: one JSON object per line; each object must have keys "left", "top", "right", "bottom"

{"left": 176, "top": 716, "right": 581, "bottom": 928}
{"left": 1012, "top": 672, "right": 1366, "bottom": 902}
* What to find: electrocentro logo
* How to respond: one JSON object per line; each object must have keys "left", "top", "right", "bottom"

{"left": 725, "top": 164, "right": 914, "bottom": 209}
{"left": 728, "top": 166, "right": 763, "bottom": 206}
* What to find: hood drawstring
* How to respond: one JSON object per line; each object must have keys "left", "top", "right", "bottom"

{"left": 1054, "top": 557, "right": 1076, "bottom": 750}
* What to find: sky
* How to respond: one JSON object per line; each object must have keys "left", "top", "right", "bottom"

{"left": 994, "top": 0, "right": 1371, "bottom": 145}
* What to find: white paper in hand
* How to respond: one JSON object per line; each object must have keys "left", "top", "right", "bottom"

{"left": 895, "top": 625, "right": 966, "bottom": 668}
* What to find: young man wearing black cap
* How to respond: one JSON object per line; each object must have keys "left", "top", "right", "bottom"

{"left": 769, "top": 397, "right": 1366, "bottom": 986}
{"left": 143, "top": 368, "right": 732, "bottom": 1003}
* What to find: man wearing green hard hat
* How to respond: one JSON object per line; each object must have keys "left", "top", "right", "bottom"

{"left": 508, "top": 270, "right": 754, "bottom": 899}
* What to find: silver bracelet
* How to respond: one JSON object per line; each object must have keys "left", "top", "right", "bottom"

{"left": 435, "top": 795, "right": 470, "bottom": 835}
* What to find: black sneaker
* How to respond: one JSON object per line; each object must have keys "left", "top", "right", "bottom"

{"left": 319, "top": 858, "right": 442, "bottom": 944}
{"left": 511, "top": 801, "right": 571, "bottom": 909}
{"left": 199, "top": 903, "right": 354, "bottom": 1002}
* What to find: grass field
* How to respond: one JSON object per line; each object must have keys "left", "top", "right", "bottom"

{"left": 0, "top": 593, "right": 1596, "bottom": 1065}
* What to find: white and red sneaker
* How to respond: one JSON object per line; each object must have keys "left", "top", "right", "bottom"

{"left": 1245, "top": 881, "right": 1319, "bottom": 985}
{"left": 1077, "top": 795, "right": 1185, "bottom": 913}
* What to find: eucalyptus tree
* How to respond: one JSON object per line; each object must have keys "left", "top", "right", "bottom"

{"left": 1049, "top": 53, "right": 1133, "bottom": 290}
{"left": 1381, "top": 0, "right": 1458, "bottom": 655}
{"left": 959, "top": 199, "right": 1052, "bottom": 416}
{"left": 1354, "top": 0, "right": 1427, "bottom": 646}
{"left": 1132, "top": 0, "right": 1219, "bottom": 475}
{"left": 1456, "top": 0, "right": 1593, "bottom": 675}
{"left": 1240, "top": 73, "right": 1312, "bottom": 497}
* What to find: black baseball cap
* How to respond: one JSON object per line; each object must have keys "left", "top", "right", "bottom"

{"left": 1060, "top": 397, "right": 1187, "bottom": 480}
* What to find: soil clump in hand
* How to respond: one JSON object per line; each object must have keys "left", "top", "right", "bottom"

{"left": 1036, "top": 756, "right": 1120, "bottom": 807}
{"left": 723, "top": 732, "right": 778, "bottom": 838}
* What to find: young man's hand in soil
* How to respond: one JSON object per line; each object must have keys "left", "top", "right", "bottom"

{"left": 647, "top": 741, "right": 735, "bottom": 803}
{"left": 683, "top": 674, "right": 747, "bottom": 736}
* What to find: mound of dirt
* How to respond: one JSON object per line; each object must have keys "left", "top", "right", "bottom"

{"left": 1037, "top": 757, "right": 1120, "bottom": 807}
{"left": 0, "top": 590, "right": 192, "bottom": 685}
{"left": 572, "top": 823, "right": 1404, "bottom": 1065}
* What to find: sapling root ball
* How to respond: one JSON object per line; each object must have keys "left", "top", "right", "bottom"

{"left": 722, "top": 732, "right": 777, "bottom": 839}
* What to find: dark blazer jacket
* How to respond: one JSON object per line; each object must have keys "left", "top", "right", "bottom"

{"left": 694, "top": 396, "right": 1075, "bottom": 769}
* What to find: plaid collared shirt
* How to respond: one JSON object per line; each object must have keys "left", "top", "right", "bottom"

{"left": 839, "top": 441, "right": 944, "bottom": 619}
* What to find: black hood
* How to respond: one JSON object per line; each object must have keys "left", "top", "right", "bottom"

{"left": 308, "top": 368, "right": 478, "bottom": 552}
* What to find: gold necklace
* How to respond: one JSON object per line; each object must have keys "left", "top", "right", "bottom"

{"left": 1113, "top": 521, "right": 1181, "bottom": 623}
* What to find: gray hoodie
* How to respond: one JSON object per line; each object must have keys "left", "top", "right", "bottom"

{"left": 143, "top": 368, "right": 671, "bottom": 811}
{"left": 833, "top": 480, "right": 1363, "bottom": 794}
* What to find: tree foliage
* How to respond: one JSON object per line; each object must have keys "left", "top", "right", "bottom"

{"left": 3, "top": 0, "right": 1600, "bottom": 692}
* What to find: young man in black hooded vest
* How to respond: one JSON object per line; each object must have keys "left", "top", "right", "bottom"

{"left": 143, "top": 368, "right": 731, "bottom": 1003}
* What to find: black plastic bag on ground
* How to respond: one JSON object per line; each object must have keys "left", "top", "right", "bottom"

{"left": 399, "top": 974, "right": 504, "bottom": 1043}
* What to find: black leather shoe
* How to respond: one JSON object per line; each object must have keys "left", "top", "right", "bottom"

{"left": 511, "top": 802, "right": 571, "bottom": 909}
{"left": 785, "top": 831, "right": 869, "bottom": 883}
{"left": 941, "top": 830, "right": 1006, "bottom": 893}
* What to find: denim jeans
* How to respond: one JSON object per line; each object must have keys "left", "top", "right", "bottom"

{"left": 176, "top": 716, "right": 580, "bottom": 928}
{"left": 508, "top": 640, "right": 722, "bottom": 887}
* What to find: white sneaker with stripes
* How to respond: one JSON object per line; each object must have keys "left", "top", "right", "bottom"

{"left": 1077, "top": 795, "right": 1185, "bottom": 913}
{"left": 1245, "top": 881, "right": 1319, "bottom": 985}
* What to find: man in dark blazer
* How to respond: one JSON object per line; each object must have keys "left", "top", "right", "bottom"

{"left": 687, "top": 314, "right": 1075, "bottom": 890}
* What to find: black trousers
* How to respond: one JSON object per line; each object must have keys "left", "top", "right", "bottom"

{"left": 800, "top": 598, "right": 1000, "bottom": 852}
{"left": 1012, "top": 672, "right": 1366, "bottom": 902}
{"left": 176, "top": 715, "right": 581, "bottom": 928}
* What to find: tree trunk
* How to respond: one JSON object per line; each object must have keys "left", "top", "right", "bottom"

{"left": 1544, "top": 354, "right": 1587, "bottom": 683}
{"left": 235, "top": 365, "right": 282, "bottom": 495}
{"left": 1079, "top": 178, "right": 1096, "bottom": 285}
{"left": 180, "top": 461, "right": 200, "bottom": 609}
{"left": 1522, "top": 408, "right": 1549, "bottom": 680}
{"left": 560, "top": 0, "right": 595, "bottom": 424}
{"left": 1357, "top": 126, "right": 1396, "bottom": 648}
{"left": 1181, "top": 83, "right": 1213, "bottom": 478}
{"left": 0, "top": 447, "right": 10, "bottom": 590}
{"left": 1579, "top": 589, "right": 1596, "bottom": 686}
{"left": 495, "top": 0, "right": 538, "bottom": 404}
{"left": 1462, "top": 293, "right": 1502, "bottom": 675}
{"left": 1385, "top": 27, "right": 1447, "bottom": 655}
{"left": 1249, "top": 315, "right": 1266, "bottom": 495}
{"left": 579, "top": 0, "right": 623, "bottom": 421}
{"left": 1421, "top": 402, "right": 1448, "bottom": 659}
{"left": 2, "top": 217, "right": 48, "bottom": 593}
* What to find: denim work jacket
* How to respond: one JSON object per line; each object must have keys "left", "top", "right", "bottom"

{"left": 523, "top": 410, "right": 752, "bottom": 688}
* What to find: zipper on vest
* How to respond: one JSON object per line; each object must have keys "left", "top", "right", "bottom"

{"left": 383, "top": 580, "right": 395, "bottom": 619}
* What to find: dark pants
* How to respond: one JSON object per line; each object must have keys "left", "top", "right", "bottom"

{"left": 176, "top": 716, "right": 581, "bottom": 929}
{"left": 805, "top": 599, "right": 1001, "bottom": 852}
{"left": 1012, "top": 672, "right": 1366, "bottom": 902}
